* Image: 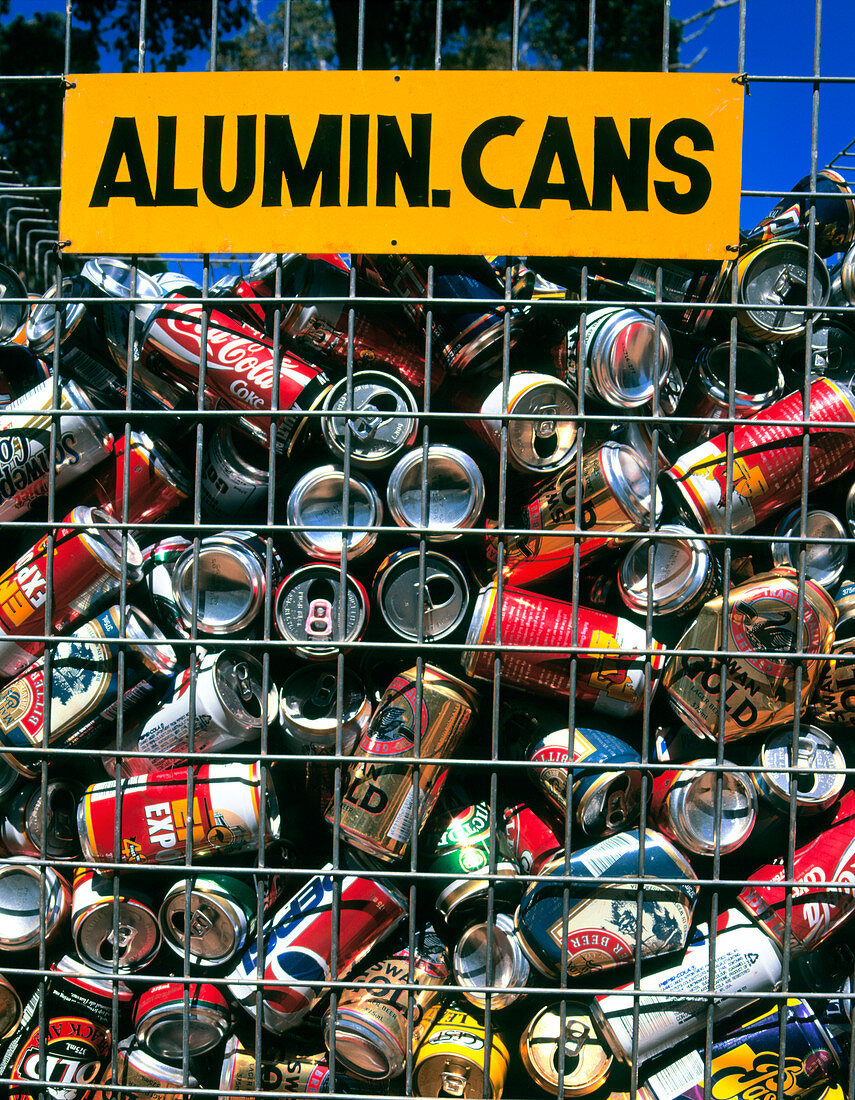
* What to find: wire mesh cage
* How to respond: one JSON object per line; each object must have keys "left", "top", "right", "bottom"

{"left": 0, "top": 2, "right": 853, "bottom": 1100}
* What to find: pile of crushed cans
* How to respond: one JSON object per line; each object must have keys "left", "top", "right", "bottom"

{"left": 0, "top": 167, "right": 852, "bottom": 1100}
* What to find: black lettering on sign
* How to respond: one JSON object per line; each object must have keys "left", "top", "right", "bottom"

{"left": 520, "top": 116, "right": 591, "bottom": 210}
{"left": 348, "top": 114, "right": 370, "bottom": 206}
{"left": 460, "top": 116, "right": 523, "bottom": 208}
{"left": 376, "top": 114, "right": 431, "bottom": 207}
{"left": 155, "top": 116, "right": 197, "bottom": 206}
{"left": 262, "top": 114, "right": 342, "bottom": 207}
{"left": 202, "top": 115, "right": 256, "bottom": 208}
{"left": 591, "top": 117, "right": 650, "bottom": 212}
{"left": 89, "top": 117, "right": 154, "bottom": 207}
{"left": 654, "top": 118, "right": 713, "bottom": 214}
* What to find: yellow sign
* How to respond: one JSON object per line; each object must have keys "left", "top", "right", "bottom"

{"left": 60, "top": 71, "right": 743, "bottom": 258}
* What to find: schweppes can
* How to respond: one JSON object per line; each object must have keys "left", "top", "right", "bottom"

{"left": 514, "top": 829, "right": 697, "bottom": 980}
{"left": 639, "top": 999, "right": 841, "bottom": 1100}
{"left": 326, "top": 665, "right": 479, "bottom": 862}
{"left": 663, "top": 568, "right": 837, "bottom": 742}
{"left": 413, "top": 1004, "right": 510, "bottom": 1099}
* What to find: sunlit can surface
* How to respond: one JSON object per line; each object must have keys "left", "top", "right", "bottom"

{"left": 413, "top": 1004, "right": 510, "bottom": 1099}
{"left": 328, "top": 664, "right": 479, "bottom": 862}
{"left": 648, "top": 759, "right": 757, "bottom": 856}
{"left": 520, "top": 1001, "right": 612, "bottom": 1097}
{"left": 71, "top": 867, "right": 161, "bottom": 974}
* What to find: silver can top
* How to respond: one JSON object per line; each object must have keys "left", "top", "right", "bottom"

{"left": 26, "top": 278, "right": 87, "bottom": 358}
{"left": 739, "top": 242, "right": 830, "bottom": 341}
{"left": 772, "top": 507, "right": 849, "bottom": 591}
{"left": 74, "top": 893, "right": 161, "bottom": 974}
{"left": 754, "top": 726, "right": 845, "bottom": 815}
{"left": 453, "top": 911, "right": 530, "bottom": 1011}
{"left": 172, "top": 539, "right": 266, "bottom": 635}
{"left": 668, "top": 760, "right": 757, "bottom": 856}
{"left": 73, "top": 506, "right": 144, "bottom": 585}
{"left": 322, "top": 371, "right": 419, "bottom": 468}
{"left": 483, "top": 372, "right": 577, "bottom": 473}
{"left": 374, "top": 549, "right": 470, "bottom": 641}
{"left": 212, "top": 650, "right": 278, "bottom": 733}
{"left": 0, "top": 860, "right": 67, "bottom": 950}
{"left": 279, "top": 663, "right": 370, "bottom": 747}
{"left": 387, "top": 445, "right": 485, "bottom": 541}
{"left": 0, "top": 263, "right": 28, "bottom": 344}
{"left": 160, "top": 879, "right": 250, "bottom": 967}
{"left": 696, "top": 342, "right": 785, "bottom": 412}
{"left": 619, "top": 524, "right": 716, "bottom": 617}
{"left": 274, "top": 564, "right": 367, "bottom": 659}
{"left": 287, "top": 465, "right": 382, "bottom": 561}
{"left": 600, "top": 442, "right": 663, "bottom": 528}
{"left": 586, "top": 307, "right": 673, "bottom": 408}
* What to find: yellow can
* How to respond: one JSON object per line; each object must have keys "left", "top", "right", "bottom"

{"left": 414, "top": 1004, "right": 510, "bottom": 1099}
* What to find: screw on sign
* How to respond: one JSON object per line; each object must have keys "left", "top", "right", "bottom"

{"left": 0, "top": 162, "right": 853, "bottom": 1100}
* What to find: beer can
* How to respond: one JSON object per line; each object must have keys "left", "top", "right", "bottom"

{"left": 201, "top": 423, "right": 270, "bottom": 519}
{"left": 520, "top": 1001, "right": 612, "bottom": 1097}
{"left": 226, "top": 863, "right": 406, "bottom": 1033}
{"left": 463, "top": 583, "right": 665, "bottom": 717}
{"left": 639, "top": 998, "right": 840, "bottom": 1100}
{"left": 171, "top": 531, "right": 282, "bottom": 636}
{"left": 71, "top": 867, "right": 161, "bottom": 973}
{"left": 0, "top": 603, "right": 177, "bottom": 778}
{"left": 593, "top": 907, "right": 782, "bottom": 1067}
{"left": 387, "top": 445, "right": 485, "bottom": 541}
{"left": 743, "top": 167, "right": 855, "bottom": 257}
{"left": 328, "top": 665, "right": 479, "bottom": 862}
{"left": 567, "top": 307, "right": 673, "bottom": 408}
{"left": 735, "top": 241, "right": 830, "bottom": 343}
{"left": 78, "top": 761, "right": 280, "bottom": 865}
{"left": 0, "top": 858, "right": 70, "bottom": 951}
{"left": 324, "top": 934, "right": 448, "bottom": 1080}
{"left": 514, "top": 829, "right": 698, "bottom": 980}
{"left": 738, "top": 787, "right": 855, "bottom": 953}
{"left": 666, "top": 378, "right": 855, "bottom": 535}
{"left": 159, "top": 873, "right": 257, "bottom": 968}
{"left": 219, "top": 1037, "right": 341, "bottom": 1099}
{"left": 287, "top": 464, "right": 383, "bottom": 561}
{"left": 453, "top": 911, "right": 530, "bottom": 1010}
{"left": 527, "top": 723, "right": 643, "bottom": 839}
{"left": 618, "top": 525, "right": 721, "bottom": 619}
{"left": 663, "top": 568, "right": 837, "bottom": 742}
{"left": 498, "top": 442, "right": 661, "bottom": 588}
{"left": 424, "top": 798, "right": 522, "bottom": 929}
{"left": 274, "top": 563, "right": 369, "bottom": 660}
{"left": 279, "top": 662, "right": 372, "bottom": 751}
{"left": 502, "top": 800, "right": 562, "bottom": 877}
{"left": 771, "top": 507, "right": 849, "bottom": 591}
{"left": 0, "top": 506, "right": 143, "bottom": 679}
{"left": 469, "top": 371, "right": 578, "bottom": 474}
{"left": 0, "top": 377, "right": 112, "bottom": 520}
{"left": 413, "top": 1004, "right": 510, "bottom": 1099}
{"left": 115, "top": 649, "right": 278, "bottom": 776}
{"left": 672, "top": 341, "right": 784, "bottom": 445}
{"left": 90, "top": 429, "right": 191, "bottom": 528}
{"left": 134, "top": 981, "right": 231, "bottom": 1060}
{"left": 648, "top": 759, "right": 757, "bottom": 856}
{"left": 102, "top": 1036, "right": 199, "bottom": 1100}
{"left": 321, "top": 370, "right": 419, "bottom": 468}
{"left": 752, "top": 725, "right": 845, "bottom": 816}
{"left": 0, "top": 777, "right": 81, "bottom": 859}
{"left": 373, "top": 548, "right": 471, "bottom": 642}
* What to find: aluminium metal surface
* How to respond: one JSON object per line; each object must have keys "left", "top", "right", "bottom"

{"left": 0, "top": 1, "right": 853, "bottom": 1100}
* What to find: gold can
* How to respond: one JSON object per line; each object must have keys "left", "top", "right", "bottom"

{"left": 499, "top": 443, "right": 660, "bottom": 588}
{"left": 326, "top": 665, "right": 480, "bottom": 862}
{"left": 414, "top": 1004, "right": 510, "bottom": 1099}
{"left": 520, "top": 1001, "right": 612, "bottom": 1096}
{"left": 663, "top": 568, "right": 837, "bottom": 742}
{"left": 324, "top": 947, "right": 448, "bottom": 1080}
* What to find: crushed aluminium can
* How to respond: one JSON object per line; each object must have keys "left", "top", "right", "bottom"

{"left": 514, "top": 828, "right": 697, "bottom": 979}
{"left": 413, "top": 1003, "right": 510, "bottom": 1099}
{"left": 71, "top": 867, "right": 161, "bottom": 974}
{"left": 663, "top": 568, "right": 837, "bottom": 741}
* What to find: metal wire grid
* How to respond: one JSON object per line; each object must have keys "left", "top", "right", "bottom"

{"left": 0, "top": 1, "right": 852, "bottom": 1100}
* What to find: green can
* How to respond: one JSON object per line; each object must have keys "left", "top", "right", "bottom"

{"left": 159, "top": 873, "right": 258, "bottom": 968}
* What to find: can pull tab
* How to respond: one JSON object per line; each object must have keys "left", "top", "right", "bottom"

{"left": 348, "top": 392, "right": 396, "bottom": 439}
{"left": 565, "top": 1020, "right": 590, "bottom": 1059}
{"left": 310, "top": 672, "right": 338, "bottom": 710}
{"left": 768, "top": 264, "right": 808, "bottom": 307}
{"left": 439, "top": 1062, "right": 471, "bottom": 1097}
{"left": 605, "top": 780, "right": 629, "bottom": 830}
{"left": 305, "top": 599, "right": 334, "bottom": 638}
{"left": 233, "top": 661, "right": 254, "bottom": 704}
{"left": 188, "top": 902, "right": 216, "bottom": 939}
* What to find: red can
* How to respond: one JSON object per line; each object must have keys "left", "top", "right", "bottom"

{"left": 462, "top": 582, "right": 665, "bottom": 717}
{"left": 667, "top": 378, "right": 855, "bottom": 534}
{"left": 738, "top": 788, "right": 855, "bottom": 954}
{"left": 140, "top": 294, "right": 330, "bottom": 454}
{"left": 0, "top": 507, "right": 142, "bottom": 679}
{"left": 87, "top": 431, "right": 191, "bottom": 526}
{"left": 502, "top": 801, "right": 562, "bottom": 875}
{"left": 134, "top": 982, "right": 231, "bottom": 1061}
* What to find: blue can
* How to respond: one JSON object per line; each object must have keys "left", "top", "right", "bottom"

{"left": 514, "top": 828, "right": 697, "bottom": 980}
